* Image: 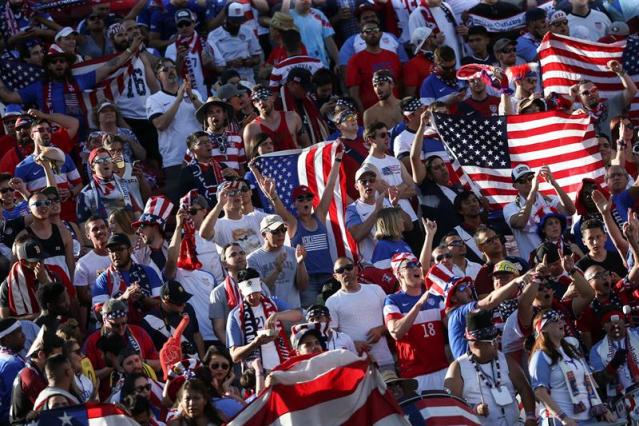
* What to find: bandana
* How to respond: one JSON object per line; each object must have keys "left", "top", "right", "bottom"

{"left": 0, "top": 320, "right": 20, "bottom": 339}
{"left": 104, "top": 309, "right": 127, "bottom": 320}
{"left": 534, "top": 309, "right": 561, "bottom": 337}
{"left": 464, "top": 325, "right": 499, "bottom": 341}
{"left": 335, "top": 98, "right": 354, "bottom": 110}
{"left": 177, "top": 190, "right": 202, "bottom": 271}
{"left": 372, "top": 73, "right": 393, "bottom": 85}
{"left": 433, "top": 66, "right": 458, "bottom": 89}
{"left": 251, "top": 87, "right": 272, "bottom": 101}
{"left": 402, "top": 97, "right": 424, "bottom": 117}
{"left": 391, "top": 252, "right": 418, "bottom": 277}
{"left": 306, "top": 305, "right": 330, "bottom": 321}
{"left": 107, "top": 23, "right": 122, "bottom": 39}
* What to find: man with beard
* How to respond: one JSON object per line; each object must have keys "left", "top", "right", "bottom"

{"left": 0, "top": 117, "right": 33, "bottom": 174}
{"left": 493, "top": 38, "right": 522, "bottom": 70}
{"left": 277, "top": 68, "right": 330, "bottom": 146}
{"left": 146, "top": 58, "right": 203, "bottom": 204}
{"left": 346, "top": 22, "right": 401, "bottom": 112}
{"left": 420, "top": 46, "right": 466, "bottom": 106}
{"left": 516, "top": 8, "right": 548, "bottom": 62}
{"left": 15, "top": 119, "right": 83, "bottom": 222}
{"left": 363, "top": 70, "right": 403, "bottom": 129}
{"left": 114, "top": 19, "right": 161, "bottom": 165}
{"left": 166, "top": 9, "right": 225, "bottom": 100}
{"left": 76, "top": 148, "right": 142, "bottom": 224}
{"left": 498, "top": 64, "right": 538, "bottom": 115}
{"left": 449, "top": 191, "right": 488, "bottom": 264}
{"left": 575, "top": 64, "right": 637, "bottom": 139}
{"left": 0, "top": 39, "right": 143, "bottom": 135}
{"left": 178, "top": 131, "right": 225, "bottom": 205}
{"left": 207, "top": 2, "right": 262, "bottom": 83}
{"left": 243, "top": 85, "right": 306, "bottom": 153}
{"left": 93, "top": 233, "right": 162, "bottom": 325}
{"left": 196, "top": 97, "right": 246, "bottom": 174}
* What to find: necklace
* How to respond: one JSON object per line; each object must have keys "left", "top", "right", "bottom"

{"left": 469, "top": 353, "right": 501, "bottom": 388}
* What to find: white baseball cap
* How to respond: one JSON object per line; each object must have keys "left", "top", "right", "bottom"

{"left": 410, "top": 27, "right": 433, "bottom": 54}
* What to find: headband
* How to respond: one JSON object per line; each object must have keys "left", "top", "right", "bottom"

{"left": 464, "top": 325, "right": 498, "bottom": 341}
{"left": 306, "top": 305, "right": 330, "bottom": 321}
{"left": 534, "top": 309, "right": 561, "bottom": 337}
{"left": 390, "top": 252, "right": 418, "bottom": 277}
{"left": 402, "top": 98, "right": 424, "bottom": 116}
{"left": 251, "top": 87, "right": 272, "bottom": 101}
{"left": 104, "top": 309, "right": 127, "bottom": 320}
{"left": 335, "top": 98, "right": 353, "bottom": 110}
{"left": 0, "top": 321, "right": 20, "bottom": 339}
{"left": 372, "top": 73, "right": 393, "bottom": 85}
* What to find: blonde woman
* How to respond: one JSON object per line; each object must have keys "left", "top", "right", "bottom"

{"left": 108, "top": 208, "right": 139, "bottom": 249}
{"left": 371, "top": 207, "right": 414, "bottom": 270}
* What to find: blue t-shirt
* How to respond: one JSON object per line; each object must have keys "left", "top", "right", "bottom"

{"left": 226, "top": 296, "right": 289, "bottom": 348}
{"left": 371, "top": 239, "right": 413, "bottom": 270}
{"left": 92, "top": 264, "right": 163, "bottom": 306}
{"left": 419, "top": 74, "right": 463, "bottom": 105}
{"left": 18, "top": 71, "right": 97, "bottom": 123}
{"left": 2, "top": 201, "right": 29, "bottom": 220}
{"left": 447, "top": 301, "right": 478, "bottom": 359}
{"left": 150, "top": 0, "right": 207, "bottom": 40}
{"left": 212, "top": 397, "right": 244, "bottom": 419}
{"left": 15, "top": 154, "right": 80, "bottom": 192}
{"left": 0, "top": 350, "right": 25, "bottom": 423}
{"left": 611, "top": 189, "right": 633, "bottom": 223}
{"left": 290, "top": 8, "right": 335, "bottom": 67}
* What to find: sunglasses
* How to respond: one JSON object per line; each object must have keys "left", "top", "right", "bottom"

{"left": 334, "top": 264, "right": 354, "bottom": 274}
{"left": 447, "top": 240, "right": 464, "bottom": 247}
{"left": 177, "top": 21, "right": 193, "bottom": 28}
{"left": 93, "top": 157, "right": 113, "bottom": 165}
{"left": 135, "top": 384, "right": 152, "bottom": 393}
{"left": 516, "top": 175, "right": 534, "bottom": 184}
{"left": 30, "top": 200, "right": 51, "bottom": 208}
{"left": 0, "top": 188, "right": 12, "bottom": 194}
{"left": 358, "top": 177, "right": 376, "bottom": 185}
{"left": 363, "top": 27, "right": 380, "bottom": 34}
{"left": 403, "top": 260, "right": 422, "bottom": 269}
{"left": 210, "top": 362, "right": 230, "bottom": 370}
{"left": 48, "top": 197, "right": 61, "bottom": 204}
{"left": 500, "top": 47, "right": 516, "bottom": 54}
{"left": 456, "top": 283, "right": 471, "bottom": 293}
{"left": 435, "top": 253, "right": 452, "bottom": 262}
{"left": 269, "top": 226, "right": 287, "bottom": 235}
{"left": 296, "top": 195, "right": 313, "bottom": 202}
{"left": 188, "top": 208, "right": 203, "bottom": 216}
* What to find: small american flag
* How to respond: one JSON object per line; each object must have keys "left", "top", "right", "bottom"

{"left": 432, "top": 111, "right": 605, "bottom": 207}
{"left": 253, "top": 141, "right": 357, "bottom": 259}
{"left": 539, "top": 32, "right": 639, "bottom": 123}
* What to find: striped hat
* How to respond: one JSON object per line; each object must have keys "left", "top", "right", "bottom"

{"left": 391, "top": 252, "right": 418, "bottom": 277}
{"left": 132, "top": 195, "right": 174, "bottom": 229}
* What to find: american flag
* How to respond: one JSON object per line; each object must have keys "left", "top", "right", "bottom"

{"left": 0, "top": 53, "right": 133, "bottom": 128}
{"left": 400, "top": 392, "right": 481, "bottom": 425}
{"left": 432, "top": 111, "right": 605, "bottom": 207}
{"left": 26, "top": 402, "right": 138, "bottom": 425}
{"left": 538, "top": 32, "right": 639, "bottom": 123}
{"left": 253, "top": 141, "right": 357, "bottom": 259}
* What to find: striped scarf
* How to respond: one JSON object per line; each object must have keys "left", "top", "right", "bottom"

{"left": 240, "top": 296, "right": 292, "bottom": 367}
{"left": 176, "top": 32, "right": 204, "bottom": 96}
{"left": 6, "top": 260, "right": 52, "bottom": 316}
{"left": 279, "top": 85, "right": 329, "bottom": 145}
{"left": 42, "top": 78, "right": 87, "bottom": 118}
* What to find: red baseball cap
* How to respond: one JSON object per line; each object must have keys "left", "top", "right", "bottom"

{"left": 291, "top": 185, "right": 314, "bottom": 199}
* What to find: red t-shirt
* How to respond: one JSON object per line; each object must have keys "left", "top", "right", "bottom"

{"left": 403, "top": 54, "right": 433, "bottom": 91}
{"left": 0, "top": 135, "right": 16, "bottom": 158}
{"left": 456, "top": 95, "right": 501, "bottom": 118}
{"left": 345, "top": 49, "right": 401, "bottom": 110}
{"left": 267, "top": 45, "right": 309, "bottom": 67}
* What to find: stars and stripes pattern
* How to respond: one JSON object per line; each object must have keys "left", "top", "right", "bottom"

{"left": 253, "top": 141, "right": 357, "bottom": 259}
{"left": 400, "top": 392, "right": 481, "bottom": 425}
{"left": 26, "top": 402, "right": 139, "bottom": 425}
{"left": 432, "top": 111, "right": 605, "bottom": 208}
{"left": 538, "top": 32, "right": 639, "bottom": 123}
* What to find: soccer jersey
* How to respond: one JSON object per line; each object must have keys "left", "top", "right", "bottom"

{"left": 269, "top": 55, "right": 324, "bottom": 88}
{"left": 116, "top": 56, "right": 154, "bottom": 120}
{"left": 384, "top": 291, "right": 448, "bottom": 378}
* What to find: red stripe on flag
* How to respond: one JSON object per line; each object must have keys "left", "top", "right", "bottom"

{"left": 342, "top": 388, "right": 404, "bottom": 425}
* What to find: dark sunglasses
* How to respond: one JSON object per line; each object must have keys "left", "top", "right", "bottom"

{"left": 177, "top": 21, "right": 193, "bottom": 28}
{"left": 296, "top": 195, "right": 313, "bottom": 202}
{"left": 435, "top": 253, "right": 452, "bottom": 262}
{"left": 447, "top": 240, "right": 464, "bottom": 247}
{"left": 334, "top": 264, "right": 354, "bottom": 274}
{"left": 210, "top": 362, "right": 230, "bottom": 370}
{"left": 0, "top": 188, "right": 12, "bottom": 194}
{"left": 30, "top": 200, "right": 51, "bottom": 208}
{"left": 270, "top": 226, "right": 287, "bottom": 235}
{"left": 403, "top": 261, "right": 422, "bottom": 269}
{"left": 188, "top": 208, "right": 203, "bottom": 215}
{"left": 500, "top": 47, "right": 516, "bottom": 54}
{"left": 135, "top": 384, "right": 152, "bottom": 392}
{"left": 363, "top": 27, "right": 380, "bottom": 34}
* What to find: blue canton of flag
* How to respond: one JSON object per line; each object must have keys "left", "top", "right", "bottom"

{"left": 27, "top": 402, "right": 138, "bottom": 425}
{"left": 0, "top": 59, "right": 44, "bottom": 90}
{"left": 253, "top": 152, "right": 301, "bottom": 214}
{"left": 622, "top": 34, "right": 639, "bottom": 76}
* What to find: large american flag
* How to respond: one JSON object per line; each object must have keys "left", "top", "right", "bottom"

{"left": 0, "top": 53, "right": 133, "bottom": 128}
{"left": 253, "top": 141, "right": 357, "bottom": 259}
{"left": 432, "top": 111, "right": 605, "bottom": 207}
{"left": 401, "top": 392, "right": 481, "bottom": 425}
{"left": 26, "top": 402, "right": 138, "bottom": 425}
{"left": 538, "top": 32, "right": 639, "bottom": 122}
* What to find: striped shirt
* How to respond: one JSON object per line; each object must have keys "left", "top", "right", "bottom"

{"left": 269, "top": 55, "right": 324, "bottom": 88}
{"left": 207, "top": 130, "right": 247, "bottom": 172}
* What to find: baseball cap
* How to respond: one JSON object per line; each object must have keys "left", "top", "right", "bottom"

{"left": 97, "top": 101, "right": 116, "bottom": 114}
{"left": 260, "top": 214, "right": 286, "bottom": 233}
{"left": 218, "top": 84, "right": 241, "bottom": 102}
{"left": 291, "top": 185, "right": 314, "bottom": 200}
{"left": 106, "top": 233, "right": 132, "bottom": 249}
{"left": 410, "top": 26, "right": 433, "bottom": 54}
{"left": 161, "top": 280, "right": 193, "bottom": 304}
{"left": 55, "top": 27, "right": 78, "bottom": 42}
{"left": 40, "top": 186, "right": 60, "bottom": 199}
{"left": 609, "top": 21, "right": 629, "bottom": 36}
{"left": 493, "top": 260, "right": 520, "bottom": 276}
{"left": 2, "top": 104, "right": 22, "bottom": 119}
{"left": 290, "top": 322, "right": 323, "bottom": 349}
{"left": 381, "top": 370, "right": 418, "bottom": 393}
{"left": 511, "top": 164, "right": 534, "bottom": 182}
{"left": 227, "top": 2, "right": 244, "bottom": 19}
{"left": 525, "top": 7, "right": 546, "bottom": 24}
{"left": 287, "top": 67, "right": 313, "bottom": 91}
{"left": 175, "top": 9, "right": 194, "bottom": 24}
{"left": 16, "top": 239, "right": 44, "bottom": 262}
{"left": 493, "top": 38, "right": 516, "bottom": 55}
{"left": 548, "top": 10, "right": 567, "bottom": 24}
{"left": 355, "top": 163, "right": 380, "bottom": 181}
{"left": 15, "top": 117, "right": 32, "bottom": 129}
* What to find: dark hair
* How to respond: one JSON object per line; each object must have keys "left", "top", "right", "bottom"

{"left": 18, "top": 41, "right": 42, "bottom": 60}
{"left": 434, "top": 46, "right": 456, "bottom": 62}
{"left": 30, "top": 118, "right": 51, "bottom": 129}
{"left": 312, "top": 68, "right": 334, "bottom": 88}
{"left": 281, "top": 29, "right": 302, "bottom": 53}
{"left": 364, "top": 121, "right": 386, "bottom": 140}
{"left": 443, "top": 230, "right": 461, "bottom": 240}
{"left": 240, "top": 367, "right": 256, "bottom": 391}
{"left": 220, "top": 69, "right": 240, "bottom": 85}
{"left": 45, "top": 353, "right": 70, "bottom": 380}
{"left": 596, "top": 133, "right": 610, "bottom": 142}
{"left": 424, "top": 155, "right": 444, "bottom": 179}
{"left": 177, "top": 379, "right": 223, "bottom": 423}
{"left": 530, "top": 309, "right": 581, "bottom": 365}
{"left": 84, "top": 215, "right": 107, "bottom": 233}
{"left": 203, "top": 346, "right": 233, "bottom": 381}
{"left": 237, "top": 268, "right": 260, "bottom": 282}
{"left": 453, "top": 190, "right": 478, "bottom": 214}
{"left": 38, "top": 331, "right": 65, "bottom": 358}
{"left": 580, "top": 218, "right": 604, "bottom": 235}
{"left": 36, "top": 281, "right": 66, "bottom": 309}
{"left": 123, "top": 393, "right": 151, "bottom": 417}
{"left": 154, "top": 57, "right": 176, "bottom": 74}
{"left": 97, "top": 332, "right": 126, "bottom": 357}
{"left": 186, "top": 130, "right": 209, "bottom": 149}
{"left": 120, "top": 372, "right": 148, "bottom": 401}
{"left": 0, "top": 173, "right": 12, "bottom": 185}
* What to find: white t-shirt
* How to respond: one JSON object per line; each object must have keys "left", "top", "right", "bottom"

{"left": 345, "top": 198, "right": 392, "bottom": 263}
{"left": 175, "top": 268, "right": 217, "bottom": 341}
{"left": 390, "top": 0, "right": 421, "bottom": 43}
{"left": 116, "top": 56, "right": 152, "bottom": 120}
{"left": 213, "top": 213, "right": 264, "bottom": 255}
{"left": 452, "top": 260, "right": 482, "bottom": 281}
{"left": 206, "top": 25, "right": 262, "bottom": 82}
{"left": 567, "top": 10, "right": 611, "bottom": 42}
{"left": 325, "top": 283, "right": 394, "bottom": 366}
{"left": 251, "top": 304, "right": 280, "bottom": 370}
{"left": 195, "top": 232, "right": 224, "bottom": 282}
{"left": 145, "top": 90, "right": 202, "bottom": 168}
{"left": 408, "top": 5, "right": 461, "bottom": 66}
{"left": 503, "top": 193, "right": 560, "bottom": 261}
{"left": 73, "top": 250, "right": 111, "bottom": 292}
{"left": 363, "top": 155, "right": 417, "bottom": 221}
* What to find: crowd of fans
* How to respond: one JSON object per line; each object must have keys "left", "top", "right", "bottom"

{"left": 0, "top": 0, "right": 637, "bottom": 424}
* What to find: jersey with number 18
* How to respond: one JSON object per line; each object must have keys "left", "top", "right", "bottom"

{"left": 384, "top": 291, "right": 448, "bottom": 378}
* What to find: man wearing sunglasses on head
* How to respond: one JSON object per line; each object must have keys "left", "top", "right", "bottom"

{"left": 178, "top": 131, "right": 227, "bottom": 207}
{"left": 503, "top": 164, "right": 576, "bottom": 262}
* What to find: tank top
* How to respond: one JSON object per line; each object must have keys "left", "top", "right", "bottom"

{"left": 255, "top": 112, "right": 297, "bottom": 151}
{"left": 62, "top": 220, "right": 82, "bottom": 259}
{"left": 290, "top": 214, "right": 334, "bottom": 274}
{"left": 457, "top": 351, "right": 519, "bottom": 426}
{"left": 26, "top": 223, "right": 69, "bottom": 278}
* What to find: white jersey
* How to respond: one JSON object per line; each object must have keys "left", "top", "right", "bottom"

{"left": 269, "top": 55, "right": 324, "bottom": 87}
{"left": 116, "top": 55, "right": 152, "bottom": 120}
{"left": 408, "top": 4, "right": 462, "bottom": 66}
{"left": 206, "top": 25, "right": 262, "bottom": 83}
{"left": 390, "top": 0, "right": 421, "bottom": 43}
